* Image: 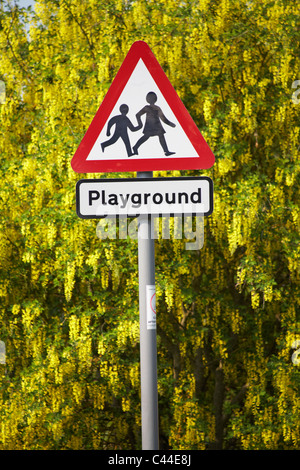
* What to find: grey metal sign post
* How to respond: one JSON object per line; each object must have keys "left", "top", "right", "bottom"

{"left": 76, "top": 174, "right": 213, "bottom": 450}
{"left": 76, "top": 174, "right": 213, "bottom": 449}
{"left": 72, "top": 41, "right": 215, "bottom": 453}
{"left": 137, "top": 170, "right": 159, "bottom": 450}
{"left": 72, "top": 39, "right": 215, "bottom": 452}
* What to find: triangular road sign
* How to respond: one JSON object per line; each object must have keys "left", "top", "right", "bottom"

{"left": 71, "top": 41, "right": 215, "bottom": 173}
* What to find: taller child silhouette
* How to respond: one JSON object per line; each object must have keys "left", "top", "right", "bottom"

{"left": 132, "top": 92, "right": 176, "bottom": 156}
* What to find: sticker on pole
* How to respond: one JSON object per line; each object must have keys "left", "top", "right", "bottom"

{"left": 146, "top": 285, "right": 156, "bottom": 330}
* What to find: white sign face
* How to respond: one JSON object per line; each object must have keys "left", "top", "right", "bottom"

{"left": 76, "top": 177, "right": 213, "bottom": 218}
{"left": 86, "top": 59, "right": 198, "bottom": 161}
{"left": 71, "top": 41, "right": 215, "bottom": 173}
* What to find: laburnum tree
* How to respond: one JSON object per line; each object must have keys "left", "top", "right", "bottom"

{"left": 0, "top": 0, "right": 299, "bottom": 450}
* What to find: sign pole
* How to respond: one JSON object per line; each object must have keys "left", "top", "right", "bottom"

{"left": 137, "top": 170, "right": 159, "bottom": 450}
{"left": 71, "top": 39, "right": 215, "bottom": 452}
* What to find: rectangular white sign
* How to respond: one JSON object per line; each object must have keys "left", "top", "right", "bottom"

{"left": 76, "top": 177, "right": 213, "bottom": 218}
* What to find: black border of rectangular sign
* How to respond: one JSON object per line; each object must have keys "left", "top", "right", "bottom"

{"left": 76, "top": 176, "right": 214, "bottom": 219}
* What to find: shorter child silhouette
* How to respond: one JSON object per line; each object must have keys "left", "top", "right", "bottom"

{"left": 101, "top": 104, "right": 139, "bottom": 157}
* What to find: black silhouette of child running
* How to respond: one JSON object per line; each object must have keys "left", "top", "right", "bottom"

{"left": 101, "top": 104, "right": 139, "bottom": 157}
{"left": 132, "top": 92, "right": 176, "bottom": 156}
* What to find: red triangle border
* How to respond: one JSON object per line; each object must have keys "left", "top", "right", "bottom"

{"left": 71, "top": 41, "right": 215, "bottom": 174}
